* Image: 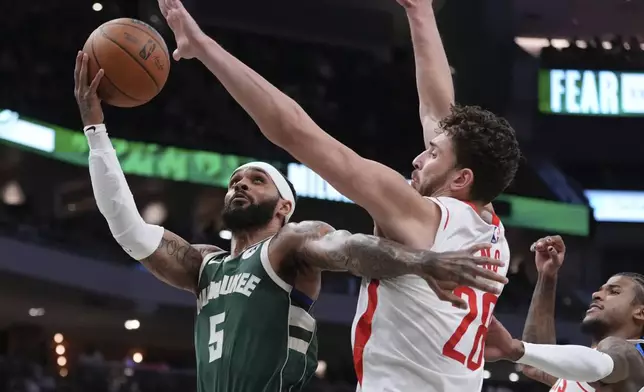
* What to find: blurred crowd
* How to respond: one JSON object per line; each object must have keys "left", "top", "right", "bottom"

{"left": 1, "top": 1, "right": 423, "bottom": 174}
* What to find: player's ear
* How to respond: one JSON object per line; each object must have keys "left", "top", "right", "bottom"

{"left": 633, "top": 303, "right": 644, "bottom": 325}
{"left": 450, "top": 168, "right": 474, "bottom": 193}
{"left": 276, "top": 199, "right": 293, "bottom": 220}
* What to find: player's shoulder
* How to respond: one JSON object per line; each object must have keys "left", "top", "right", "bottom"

{"left": 270, "top": 221, "right": 336, "bottom": 259}
{"left": 280, "top": 220, "right": 335, "bottom": 236}
{"left": 597, "top": 337, "right": 644, "bottom": 372}
{"left": 192, "top": 244, "right": 226, "bottom": 260}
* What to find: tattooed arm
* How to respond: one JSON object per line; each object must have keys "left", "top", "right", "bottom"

{"left": 522, "top": 275, "right": 558, "bottom": 344}
{"left": 140, "top": 230, "right": 223, "bottom": 294}
{"left": 594, "top": 336, "right": 644, "bottom": 385}
{"left": 519, "top": 236, "right": 565, "bottom": 386}
{"left": 270, "top": 221, "right": 507, "bottom": 290}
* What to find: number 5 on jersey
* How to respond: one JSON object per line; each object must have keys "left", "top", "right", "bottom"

{"left": 209, "top": 312, "right": 226, "bottom": 362}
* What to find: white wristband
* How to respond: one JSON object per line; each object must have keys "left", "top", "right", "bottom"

{"left": 517, "top": 342, "right": 614, "bottom": 383}
{"left": 84, "top": 124, "right": 112, "bottom": 150}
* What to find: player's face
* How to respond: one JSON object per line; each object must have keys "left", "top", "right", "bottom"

{"left": 581, "top": 275, "right": 644, "bottom": 336}
{"left": 221, "top": 168, "right": 281, "bottom": 231}
{"left": 411, "top": 133, "right": 459, "bottom": 197}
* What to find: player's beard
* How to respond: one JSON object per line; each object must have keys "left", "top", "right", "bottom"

{"left": 580, "top": 317, "right": 610, "bottom": 341}
{"left": 221, "top": 196, "right": 279, "bottom": 233}
{"left": 420, "top": 170, "right": 451, "bottom": 197}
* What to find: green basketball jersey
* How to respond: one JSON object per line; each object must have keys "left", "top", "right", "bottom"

{"left": 194, "top": 237, "right": 318, "bottom": 392}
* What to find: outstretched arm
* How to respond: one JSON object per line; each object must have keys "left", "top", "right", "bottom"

{"left": 159, "top": 0, "right": 440, "bottom": 248}
{"left": 270, "top": 221, "right": 507, "bottom": 306}
{"left": 511, "top": 338, "right": 644, "bottom": 385}
{"left": 86, "top": 125, "right": 221, "bottom": 293}
{"left": 74, "top": 51, "right": 220, "bottom": 294}
{"left": 397, "top": 0, "right": 454, "bottom": 147}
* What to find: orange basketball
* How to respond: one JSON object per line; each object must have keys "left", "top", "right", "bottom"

{"left": 83, "top": 18, "right": 170, "bottom": 108}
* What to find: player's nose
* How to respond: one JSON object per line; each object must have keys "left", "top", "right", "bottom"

{"left": 412, "top": 155, "right": 422, "bottom": 170}
{"left": 233, "top": 180, "right": 250, "bottom": 191}
{"left": 591, "top": 290, "right": 604, "bottom": 302}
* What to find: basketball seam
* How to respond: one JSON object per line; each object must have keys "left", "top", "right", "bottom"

{"left": 98, "top": 27, "right": 161, "bottom": 91}
{"left": 91, "top": 35, "right": 146, "bottom": 103}
{"left": 106, "top": 22, "right": 170, "bottom": 61}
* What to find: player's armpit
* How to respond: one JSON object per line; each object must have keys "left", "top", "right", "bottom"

{"left": 139, "top": 229, "right": 222, "bottom": 294}
{"left": 421, "top": 115, "right": 444, "bottom": 150}
{"left": 596, "top": 336, "right": 644, "bottom": 384}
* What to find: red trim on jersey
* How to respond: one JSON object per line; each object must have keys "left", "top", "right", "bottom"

{"left": 463, "top": 201, "right": 500, "bottom": 227}
{"left": 465, "top": 201, "right": 478, "bottom": 212}
{"left": 434, "top": 199, "right": 450, "bottom": 230}
{"left": 491, "top": 213, "right": 501, "bottom": 227}
{"left": 353, "top": 279, "right": 380, "bottom": 385}
{"left": 576, "top": 382, "right": 591, "bottom": 392}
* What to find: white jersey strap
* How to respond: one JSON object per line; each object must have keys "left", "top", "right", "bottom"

{"left": 424, "top": 197, "right": 450, "bottom": 246}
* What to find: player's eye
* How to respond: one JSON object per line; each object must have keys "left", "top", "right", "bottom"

{"left": 253, "top": 177, "right": 265, "bottom": 184}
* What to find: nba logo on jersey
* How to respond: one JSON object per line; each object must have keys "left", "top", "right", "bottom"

{"left": 491, "top": 226, "right": 500, "bottom": 244}
{"left": 241, "top": 245, "right": 260, "bottom": 260}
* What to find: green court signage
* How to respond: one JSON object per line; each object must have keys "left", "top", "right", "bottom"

{"left": 0, "top": 109, "right": 590, "bottom": 235}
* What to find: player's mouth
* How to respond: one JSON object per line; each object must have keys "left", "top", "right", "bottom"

{"left": 411, "top": 171, "right": 420, "bottom": 187}
{"left": 586, "top": 303, "right": 603, "bottom": 314}
{"left": 232, "top": 192, "right": 251, "bottom": 203}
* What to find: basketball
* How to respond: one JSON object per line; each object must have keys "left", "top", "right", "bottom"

{"left": 82, "top": 18, "right": 170, "bottom": 108}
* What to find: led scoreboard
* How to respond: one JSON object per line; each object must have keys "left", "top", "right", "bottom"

{"left": 539, "top": 69, "right": 644, "bottom": 117}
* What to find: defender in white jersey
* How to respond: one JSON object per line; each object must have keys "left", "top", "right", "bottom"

{"left": 485, "top": 236, "right": 644, "bottom": 392}
{"left": 352, "top": 196, "right": 510, "bottom": 391}
{"left": 169, "top": 0, "right": 520, "bottom": 390}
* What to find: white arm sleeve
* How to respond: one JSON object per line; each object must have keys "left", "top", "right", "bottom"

{"left": 84, "top": 124, "right": 164, "bottom": 260}
{"left": 517, "top": 342, "right": 615, "bottom": 383}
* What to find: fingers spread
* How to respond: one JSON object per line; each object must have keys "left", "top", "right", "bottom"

{"left": 73, "top": 51, "right": 83, "bottom": 92}
{"left": 79, "top": 53, "right": 89, "bottom": 90}
{"left": 89, "top": 69, "right": 104, "bottom": 94}
{"left": 472, "top": 257, "right": 504, "bottom": 267}
{"left": 475, "top": 268, "right": 508, "bottom": 285}
{"left": 467, "top": 243, "right": 491, "bottom": 254}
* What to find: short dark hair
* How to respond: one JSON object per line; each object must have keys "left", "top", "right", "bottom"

{"left": 614, "top": 272, "right": 644, "bottom": 305}
{"left": 614, "top": 272, "right": 644, "bottom": 338}
{"left": 439, "top": 105, "right": 521, "bottom": 203}
{"left": 284, "top": 176, "right": 298, "bottom": 203}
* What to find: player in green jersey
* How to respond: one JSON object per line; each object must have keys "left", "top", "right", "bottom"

{"left": 75, "top": 28, "right": 508, "bottom": 392}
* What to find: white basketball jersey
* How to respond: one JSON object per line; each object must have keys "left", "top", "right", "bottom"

{"left": 549, "top": 379, "right": 595, "bottom": 392}
{"left": 351, "top": 196, "right": 510, "bottom": 392}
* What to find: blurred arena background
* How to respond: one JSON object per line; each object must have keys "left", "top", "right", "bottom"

{"left": 1, "top": 0, "right": 644, "bottom": 391}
